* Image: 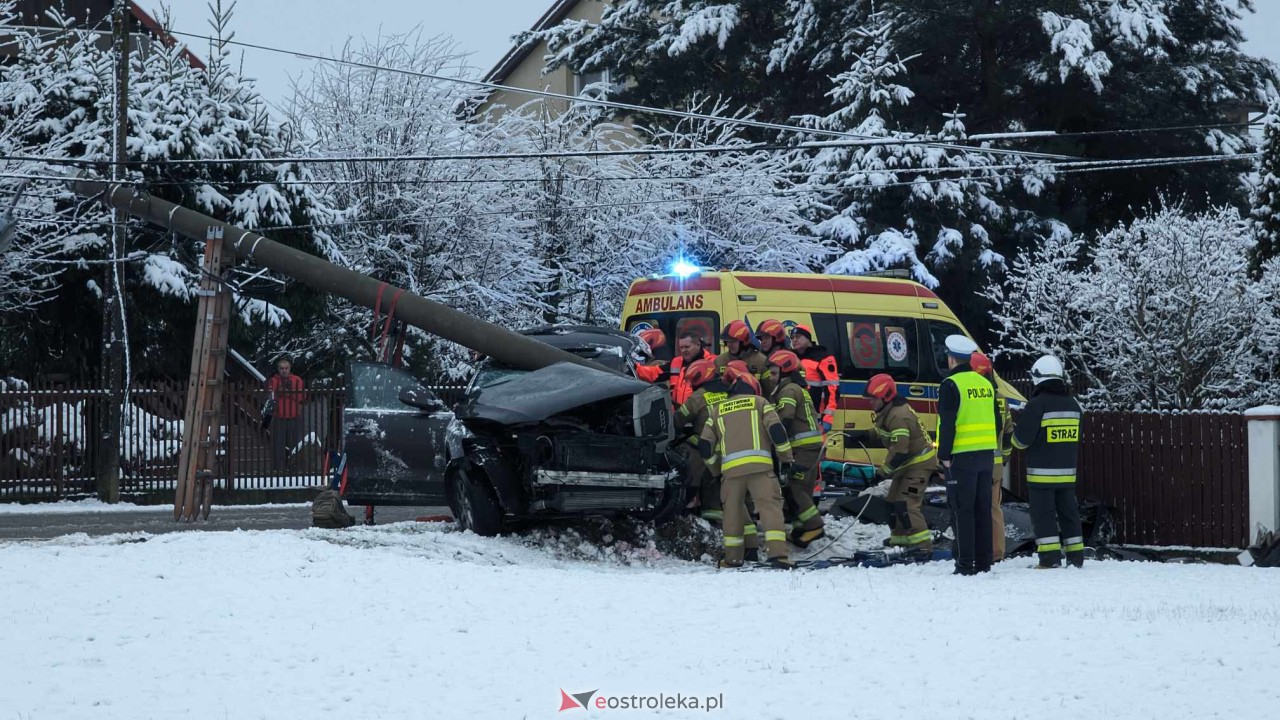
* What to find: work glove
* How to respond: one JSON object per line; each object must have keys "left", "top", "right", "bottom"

{"left": 790, "top": 463, "right": 808, "bottom": 483}
{"left": 844, "top": 429, "right": 872, "bottom": 445}
{"left": 778, "top": 463, "right": 793, "bottom": 486}
{"left": 820, "top": 421, "right": 833, "bottom": 433}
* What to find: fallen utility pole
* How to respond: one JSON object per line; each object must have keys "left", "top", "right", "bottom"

{"left": 75, "top": 179, "right": 615, "bottom": 518}
{"left": 74, "top": 179, "right": 598, "bottom": 372}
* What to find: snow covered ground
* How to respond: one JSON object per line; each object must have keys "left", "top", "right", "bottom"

{"left": 2, "top": 520, "right": 1279, "bottom": 720}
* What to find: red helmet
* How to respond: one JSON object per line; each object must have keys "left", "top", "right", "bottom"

{"left": 638, "top": 328, "right": 666, "bottom": 351}
{"left": 864, "top": 373, "right": 897, "bottom": 403}
{"left": 757, "top": 319, "right": 787, "bottom": 344}
{"left": 724, "top": 364, "right": 761, "bottom": 394}
{"left": 768, "top": 349, "right": 801, "bottom": 374}
{"left": 970, "top": 351, "right": 993, "bottom": 378}
{"left": 722, "top": 320, "right": 752, "bottom": 345}
{"left": 684, "top": 359, "right": 717, "bottom": 389}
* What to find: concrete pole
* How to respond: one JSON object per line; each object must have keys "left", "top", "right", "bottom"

{"left": 1245, "top": 406, "right": 1280, "bottom": 544}
{"left": 73, "top": 179, "right": 605, "bottom": 374}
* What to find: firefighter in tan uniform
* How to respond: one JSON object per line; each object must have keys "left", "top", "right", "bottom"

{"left": 699, "top": 365, "right": 794, "bottom": 569}
{"left": 715, "top": 320, "right": 773, "bottom": 396}
{"left": 847, "top": 374, "right": 938, "bottom": 558}
{"left": 766, "top": 350, "right": 826, "bottom": 548}
{"left": 676, "top": 360, "right": 735, "bottom": 529}
{"left": 970, "top": 352, "right": 1013, "bottom": 562}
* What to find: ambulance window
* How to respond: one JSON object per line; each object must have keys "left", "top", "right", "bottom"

{"left": 624, "top": 313, "right": 719, "bottom": 362}
{"left": 928, "top": 320, "right": 966, "bottom": 376}
{"left": 838, "top": 317, "right": 917, "bottom": 381}
{"left": 675, "top": 315, "right": 717, "bottom": 349}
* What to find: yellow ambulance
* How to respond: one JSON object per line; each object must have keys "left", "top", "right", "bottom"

{"left": 620, "top": 267, "right": 1025, "bottom": 484}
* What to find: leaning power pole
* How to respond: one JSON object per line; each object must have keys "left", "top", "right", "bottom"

{"left": 96, "top": 0, "right": 130, "bottom": 503}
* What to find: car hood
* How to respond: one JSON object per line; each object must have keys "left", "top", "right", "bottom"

{"left": 456, "top": 362, "right": 650, "bottom": 425}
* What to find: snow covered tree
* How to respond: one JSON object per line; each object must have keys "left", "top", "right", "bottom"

{"left": 1253, "top": 98, "right": 1280, "bottom": 274}
{"left": 528, "top": 0, "right": 1276, "bottom": 336}
{"left": 988, "top": 205, "right": 1280, "bottom": 410}
{"left": 0, "top": 1, "right": 336, "bottom": 380}
{"left": 288, "top": 32, "right": 832, "bottom": 377}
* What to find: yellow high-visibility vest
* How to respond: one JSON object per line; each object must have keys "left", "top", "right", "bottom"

{"left": 940, "top": 371, "right": 998, "bottom": 454}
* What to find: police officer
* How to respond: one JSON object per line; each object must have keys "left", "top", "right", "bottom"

{"left": 937, "top": 335, "right": 1001, "bottom": 575}
{"left": 1012, "top": 355, "right": 1085, "bottom": 569}
{"left": 969, "top": 351, "right": 1014, "bottom": 563}
{"left": 766, "top": 350, "right": 826, "bottom": 548}
{"left": 789, "top": 324, "right": 839, "bottom": 432}
{"left": 716, "top": 320, "right": 772, "bottom": 396}
{"left": 676, "top": 359, "right": 732, "bottom": 528}
{"left": 699, "top": 365, "right": 794, "bottom": 569}
{"left": 848, "top": 373, "right": 939, "bottom": 558}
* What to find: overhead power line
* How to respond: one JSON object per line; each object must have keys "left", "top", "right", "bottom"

{"left": 160, "top": 28, "right": 1073, "bottom": 162}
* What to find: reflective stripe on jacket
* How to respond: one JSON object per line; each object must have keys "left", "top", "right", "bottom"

{"left": 1012, "top": 383, "right": 1082, "bottom": 484}
{"left": 799, "top": 347, "right": 839, "bottom": 422}
{"left": 770, "top": 378, "right": 825, "bottom": 451}
{"left": 873, "top": 399, "right": 938, "bottom": 478}
{"left": 699, "top": 393, "right": 793, "bottom": 480}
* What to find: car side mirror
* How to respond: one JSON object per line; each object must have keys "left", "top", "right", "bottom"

{"left": 399, "top": 386, "right": 446, "bottom": 412}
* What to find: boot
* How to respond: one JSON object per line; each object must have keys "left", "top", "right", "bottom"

{"left": 764, "top": 557, "right": 796, "bottom": 570}
{"left": 789, "top": 526, "right": 825, "bottom": 548}
{"left": 717, "top": 558, "right": 743, "bottom": 569}
{"left": 744, "top": 548, "right": 760, "bottom": 563}
{"left": 1035, "top": 561, "right": 1062, "bottom": 570}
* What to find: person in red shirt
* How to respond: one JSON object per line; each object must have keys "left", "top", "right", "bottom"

{"left": 266, "top": 357, "right": 306, "bottom": 472}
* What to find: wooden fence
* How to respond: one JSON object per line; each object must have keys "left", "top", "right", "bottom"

{"left": 1007, "top": 411, "right": 1249, "bottom": 548}
{"left": 0, "top": 380, "right": 345, "bottom": 501}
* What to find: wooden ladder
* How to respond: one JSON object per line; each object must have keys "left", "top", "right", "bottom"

{"left": 175, "top": 227, "right": 232, "bottom": 521}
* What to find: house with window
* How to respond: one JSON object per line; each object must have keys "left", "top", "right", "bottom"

{"left": 476, "top": 0, "right": 606, "bottom": 117}
{"left": 2, "top": 1, "right": 204, "bottom": 69}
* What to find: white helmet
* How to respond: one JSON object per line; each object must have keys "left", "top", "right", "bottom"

{"left": 1030, "top": 355, "right": 1066, "bottom": 385}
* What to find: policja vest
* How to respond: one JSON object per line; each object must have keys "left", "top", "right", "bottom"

{"left": 939, "top": 370, "right": 998, "bottom": 455}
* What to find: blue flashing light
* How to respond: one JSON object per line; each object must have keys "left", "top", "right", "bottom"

{"left": 670, "top": 259, "right": 700, "bottom": 278}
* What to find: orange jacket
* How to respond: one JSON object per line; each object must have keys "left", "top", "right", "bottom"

{"left": 798, "top": 347, "right": 839, "bottom": 424}
{"left": 669, "top": 350, "right": 716, "bottom": 406}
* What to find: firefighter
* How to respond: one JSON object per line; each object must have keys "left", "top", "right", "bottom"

{"left": 699, "top": 364, "right": 794, "bottom": 569}
{"left": 715, "top": 320, "right": 772, "bottom": 396}
{"left": 633, "top": 328, "right": 669, "bottom": 385}
{"left": 676, "top": 359, "right": 733, "bottom": 530}
{"left": 1012, "top": 355, "right": 1085, "bottom": 569}
{"left": 756, "top": 318, "right": 789, "bottom": 355}
{"left": 846, "top": 374, "right": 938, "bottom": 557}
{"left": 670, "top": 331, "right": 716, "bottom": 406}
{"left": 766, "top": 350, "right": 826, "bottom": 547}
{"left": 937, "top": 335, "right": 1001, "bottom": 575}
{"left": 788, "top": 324, "right": 839, "bottom": 432}
{"left": 970, "top": 351, "right": 1014, "bottom": 563}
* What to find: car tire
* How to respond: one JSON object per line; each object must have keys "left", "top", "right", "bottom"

{"left": 451, "top": 465, "right": 504, "bottom": 537}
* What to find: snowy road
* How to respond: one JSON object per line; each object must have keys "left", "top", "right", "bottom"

{"left": 0, "top": 501, "right": 441, "bottom": 539}
{"left": 3, "top": 521, "right": 1279, "bottom": 720}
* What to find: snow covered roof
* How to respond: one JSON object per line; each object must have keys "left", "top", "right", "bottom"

{"left": 482, "top": 0, "right": 581, "bottom": 84}
{"left": 5, "top": 1, "right": 205, "bottom": 70}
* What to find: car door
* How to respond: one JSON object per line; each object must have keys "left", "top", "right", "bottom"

{"left": 341, "top": 362, "right": 450, "bottom": 505}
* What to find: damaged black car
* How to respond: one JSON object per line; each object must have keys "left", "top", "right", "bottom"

{"left": 339, "top": 326, "right": 681, "bottom": 535}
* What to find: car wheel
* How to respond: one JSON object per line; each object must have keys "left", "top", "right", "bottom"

{"left": 451, "top": 465, "right": 504, "bottom": 537}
